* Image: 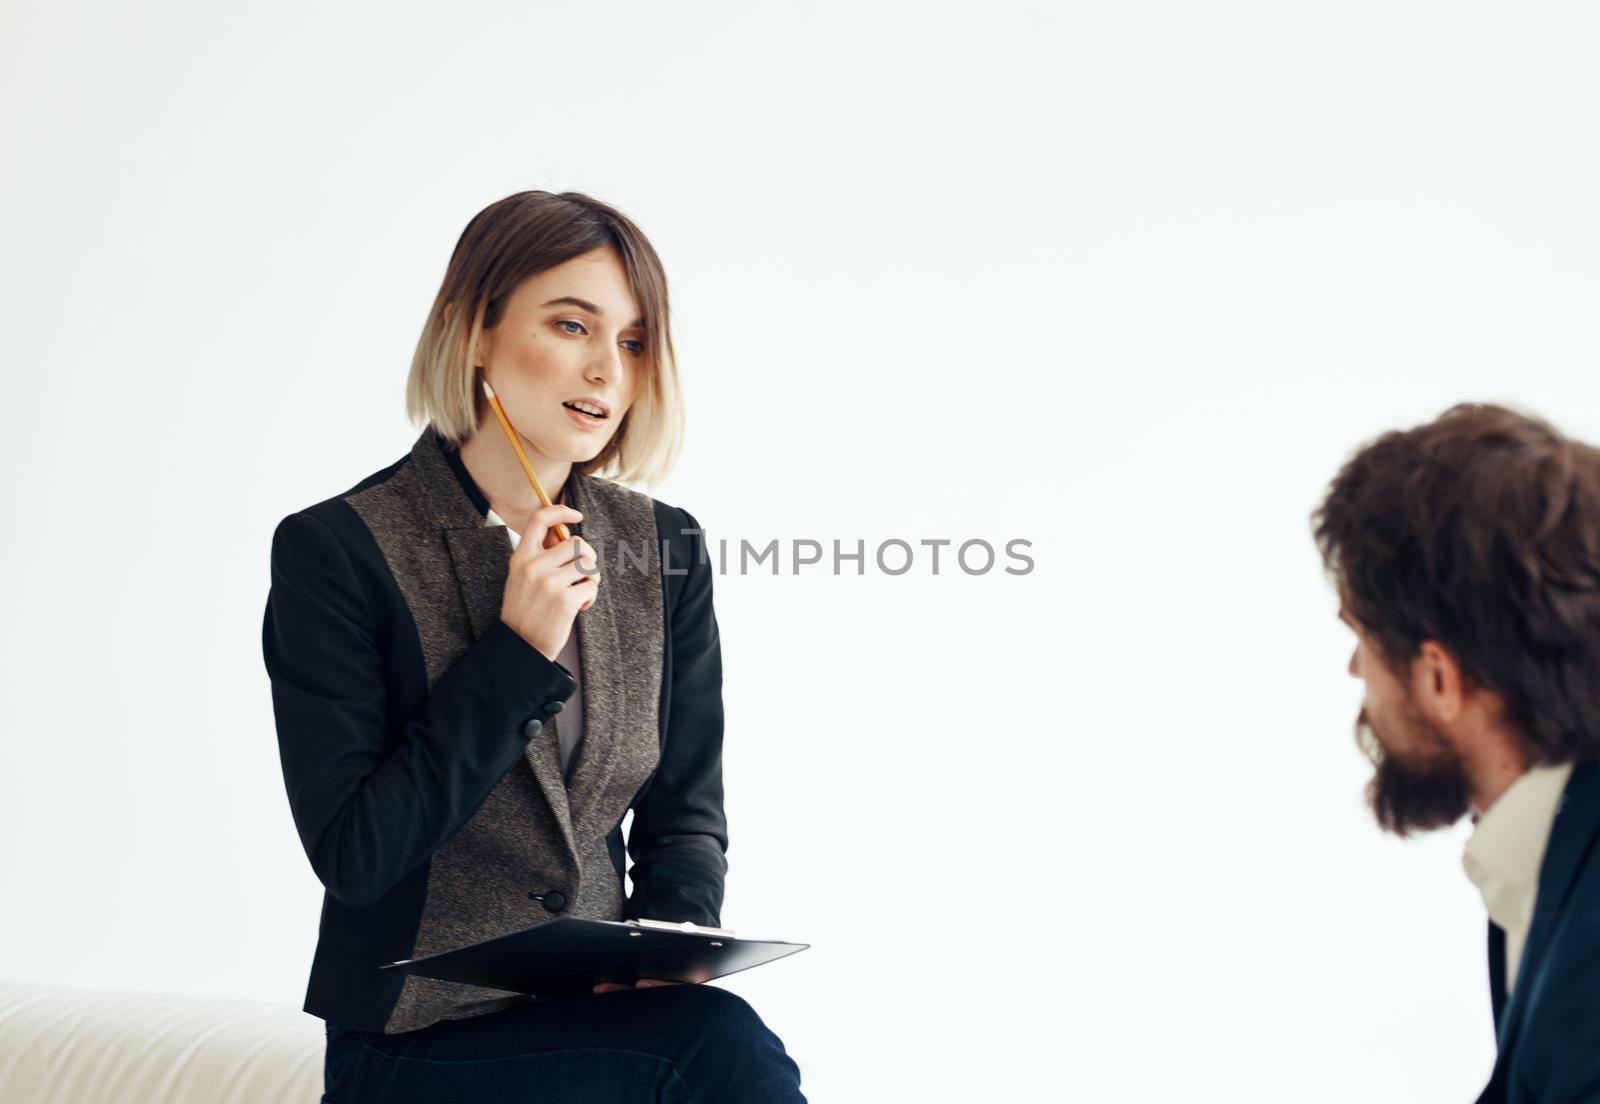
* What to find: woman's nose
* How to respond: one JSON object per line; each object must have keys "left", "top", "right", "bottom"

{"left": 587, "top": 346, "right": 623, "bottom": 384}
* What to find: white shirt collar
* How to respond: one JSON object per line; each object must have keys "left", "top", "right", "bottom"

{"left": 1462, "top": 761, "right": 1574, "bottom": 943}
{"left": 484, "top": 507, "right": 521, "bottom": 549}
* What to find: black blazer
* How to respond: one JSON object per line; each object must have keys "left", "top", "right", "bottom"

{"left": 1477, "top": 758, "right": 1600, "bottom": 1102}
{"left": 262, "top": 425, "right": 727, "bottom": 1034}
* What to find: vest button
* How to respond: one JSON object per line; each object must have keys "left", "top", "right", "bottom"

{"left": 544, "top": 699, "right": 565, "bottom": 715}
{"left": 540, "top": 891, "right": 568, "bottom": 912}
{"left": 522, "top": 718, "right": 543, "bottom": 739}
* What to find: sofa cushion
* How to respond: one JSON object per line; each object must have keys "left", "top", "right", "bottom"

{"left": 0, "top": 977, "right": 322, "bottom": 1104}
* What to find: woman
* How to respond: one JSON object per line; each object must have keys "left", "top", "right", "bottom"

{"left": 262, "top": 190, "right": 806, "bottom": 1102}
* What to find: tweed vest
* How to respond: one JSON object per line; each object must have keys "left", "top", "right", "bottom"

{"left": 343, "top": 426, "right": 665, "bottom": 1034}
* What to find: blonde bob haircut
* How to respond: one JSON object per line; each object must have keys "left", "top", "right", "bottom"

{"left": 405, "top": 190, "right": 685, "bottom": 488}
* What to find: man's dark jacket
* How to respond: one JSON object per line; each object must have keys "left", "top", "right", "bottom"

{"left": 1478, "top": 758, "right": 1600, "bottom": 1102}
{"left": 261, "top": 425, "right": 727, "bottom": 1034}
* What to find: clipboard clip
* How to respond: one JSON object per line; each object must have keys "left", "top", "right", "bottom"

{"left": 628, "top": 918, "right": 738, "bottom": 938}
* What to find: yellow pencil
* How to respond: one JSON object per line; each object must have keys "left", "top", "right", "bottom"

{"left": 480, "top": 377, "right": 572, "bottom": 545}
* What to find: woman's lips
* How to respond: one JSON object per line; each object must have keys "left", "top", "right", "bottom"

{"left": 564, "top": 404, "right": 608, "bottom": 431}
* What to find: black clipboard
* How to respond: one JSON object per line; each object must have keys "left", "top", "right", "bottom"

{"left": 378, "top": 917, "right": 809, "bottom": 999}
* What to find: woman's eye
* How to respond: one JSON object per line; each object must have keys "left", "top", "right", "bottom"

{"left": 556, "top": 319, "right": 642, "bottom": 355}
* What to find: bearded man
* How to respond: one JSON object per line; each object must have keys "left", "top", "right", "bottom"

{"left": 1311, "top": 401, "right": 1600, "bottom": 1104}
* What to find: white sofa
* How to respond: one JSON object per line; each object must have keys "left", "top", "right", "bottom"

{"left": 0, "top": 977, "right": 324, "bottom": 1103}
{"left": 0, "top": 978, "right": 840, "bottom": 1103}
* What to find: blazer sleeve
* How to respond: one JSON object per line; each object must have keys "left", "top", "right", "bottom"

{"left": 624, "top": 506, "right": 730, "bottom": 927}
{"left": 263, "top": 510, "right": 579, "bottom": 909}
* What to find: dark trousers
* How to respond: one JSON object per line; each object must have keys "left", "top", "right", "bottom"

{"left": 322, "top": 983, "right": 808, "bottom": 1103}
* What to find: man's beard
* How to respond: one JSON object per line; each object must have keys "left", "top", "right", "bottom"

{"left": 1354, "top": 700, "right": 1472, "bottom": 837}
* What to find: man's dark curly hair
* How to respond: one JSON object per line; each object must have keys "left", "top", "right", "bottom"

{"left": 1311, "top": 401, "right": 1600, "bottom": 766}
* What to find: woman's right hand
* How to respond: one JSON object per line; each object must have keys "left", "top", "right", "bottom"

{"left": 499, "top": 504, "right": 599, "bottom": 662}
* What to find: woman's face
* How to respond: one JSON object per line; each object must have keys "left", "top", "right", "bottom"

{"left": 473, "top": 246, "right": 646, "bottom": 462}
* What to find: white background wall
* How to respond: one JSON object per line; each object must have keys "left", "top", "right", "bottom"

{"left": 3, "top": 2, "right": 1597, "bottom": 1100}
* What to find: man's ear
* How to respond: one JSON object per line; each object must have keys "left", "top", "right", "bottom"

{"left": 1411, "top": 640, "right": 1466, "bottom": 725}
